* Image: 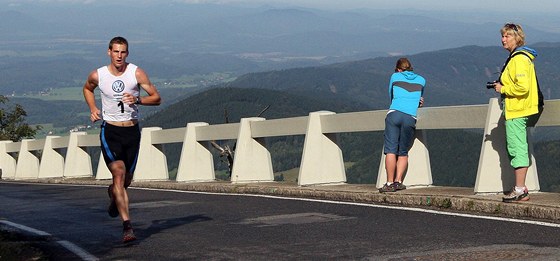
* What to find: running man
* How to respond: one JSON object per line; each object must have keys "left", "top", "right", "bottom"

{"left": 83, "top": 36, "right": 161, "bottom": 243}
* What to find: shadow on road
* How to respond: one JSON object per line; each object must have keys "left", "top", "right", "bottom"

{"left": 134, "top": 214, "right": 212, "bottom": 243}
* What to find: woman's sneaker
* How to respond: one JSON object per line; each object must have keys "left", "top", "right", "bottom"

{"left": 392, "top": 182, "right": 407, "bottom": 191}
{"left": 502, "top": 187, "right": 529, "bottom": 202}
{"left": 378, "top": 183, "right": 396, "bottom": 193}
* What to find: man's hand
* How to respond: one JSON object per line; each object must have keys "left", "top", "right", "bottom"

{"left": 90, "top": 108, "right": 101, "bottom": 122}
{"left": 122, "top": 92, "right": 138, "bottom": 105}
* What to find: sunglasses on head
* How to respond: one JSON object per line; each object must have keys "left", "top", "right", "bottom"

{"left": 505, "top": 23, "right": 518, "bottom": 32}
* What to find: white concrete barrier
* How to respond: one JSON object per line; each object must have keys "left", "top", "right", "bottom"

{"left": 95, "top": 154, "right": 112, "bottom": 180}
{"left": 38, "top": 136, "right": 65, "bottom": 179}
{"left": 376, "top": 130, "right": 433, "bottom": 188}
{"left": 231, "top": 117, "right": 274, "bottom": 183}
{"left": 4, "top": 98, "right": 560, "bottom": 195}
{"left": 15, "top": 139, "right": 42, "bottom": 180}
{"left": 134, "top": 127, "right": 169, "bottom": 181}
{"left": 0, "top": 141, "right": 17, "bottom": 180}
{"left": 176, "top": 122, "right": 216, "bottom": 182}
{"left": 474, "top": 98, "right": 539, "bottom": 193}
{"left": 64, "top": 132, "right": 93, "bottom": 178}
{"left": 299, "top": 111, "right": 346, "bottom": 186}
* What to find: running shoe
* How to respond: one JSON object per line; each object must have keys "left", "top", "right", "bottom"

{"left": 122, "top": 227, "right": 137, "bottom": 243}
{"left": 107, "top": 185, "right": 119, "bottom": 218}
{"left": 378, "top": 183, "right": 396, "bottom": 193}
{"left": 392, "top": 182, "right": 407, "bottom": 191}
{"left": 502, "top": 187, "right": 529, "bottom": 203}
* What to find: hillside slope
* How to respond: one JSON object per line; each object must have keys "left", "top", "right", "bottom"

{"left": 225, "top": 45, "right": 560, "bottom": 108}
{"left": 143, "top": 87, "right": 368, "bottom": 129}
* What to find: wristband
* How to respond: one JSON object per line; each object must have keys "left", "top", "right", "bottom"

{"left": 135, "top": 96, "right": 141, "bottom": 105}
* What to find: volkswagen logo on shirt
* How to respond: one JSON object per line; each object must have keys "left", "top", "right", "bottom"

{"left": 112, "top": 80, "right": 125, "bottom": 93}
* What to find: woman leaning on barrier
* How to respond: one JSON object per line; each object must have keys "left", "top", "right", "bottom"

{"left": 378, "top": 58, "right": 426, "bottom": 193}
{"left": 490, "top": 23, "right": 544, "bottom": 203}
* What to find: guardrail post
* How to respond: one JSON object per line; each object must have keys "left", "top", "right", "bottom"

{"left": 0, "top": 141, "right": 16, "bottom": 180}
{"left": 38, "top": 136, "right": 64, "bottom": 179}
{"left": 15, "top": 139, "right": 40, "bottom": 180}
{"left": 134, "top": 127, "right": 169, "bottom": 181}
{"left": 376, "top": 130, "right": 432, "bottom": 188}
{"left": 176, "top": 122, "right": 215, "bottom": 182}
{"left": 299, "top": 111, "right": 346, "bottom": 186}
{"left": 64, "top": 132, "right": 93, "bottom": 178}
{"left": 231, "top": 117, "right": 273, "bottom": 183}
{"left": 474, "top": 98, "right": 539, "bottom": 193}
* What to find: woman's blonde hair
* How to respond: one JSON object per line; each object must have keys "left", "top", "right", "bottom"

{"left": 500, "top": 23, "right": 525, "bottom": 46}
{"left": 395, "top": 57, "right": 413, "bottom": 72}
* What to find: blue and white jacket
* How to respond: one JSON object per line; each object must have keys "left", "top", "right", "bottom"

{"left": 388, "top": 71, "right": 426, "bottom": 117}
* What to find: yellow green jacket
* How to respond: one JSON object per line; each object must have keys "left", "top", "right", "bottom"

{"left": 499, "top": 47, "right": 539, "bottom": 120}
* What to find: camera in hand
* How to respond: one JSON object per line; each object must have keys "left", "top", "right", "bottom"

{"left": 486, "top": 81, "right": 497, "bottom": 89}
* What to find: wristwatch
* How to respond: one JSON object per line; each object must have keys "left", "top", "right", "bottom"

{"left": 135, "top": 96, "right": 141, "bottom": 105}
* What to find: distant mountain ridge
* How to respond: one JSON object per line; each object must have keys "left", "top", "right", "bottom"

{"left": 225, "top": 44, "right": 560, "bottom": 108}
{"left": 143, "top": 87, "right": 366, "bottom": 129}
{"left": 3, "top": 3, "right": 557, "bottom": 56}
{"left": 3, "top": 3, "right": 560, "bottom": 95}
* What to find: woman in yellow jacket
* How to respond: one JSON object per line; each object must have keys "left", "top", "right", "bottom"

{"left": 491, "top": 23, "right": 543, "bottom": 202}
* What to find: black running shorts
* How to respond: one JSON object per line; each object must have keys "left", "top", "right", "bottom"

{"left": 100, "top": 121, "right": 141, "bottom": 173}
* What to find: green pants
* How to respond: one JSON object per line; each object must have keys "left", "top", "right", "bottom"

{"left": 505, "top": 117, "right": 530, "bottom": 168}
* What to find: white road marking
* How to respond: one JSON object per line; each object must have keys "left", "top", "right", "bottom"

{"left": 2, "top": 179, "right": 559, "bottom": 261}
{"left": 57, "top": 240, "right": 99, "bottom": 261}
{"left": 0, "top": 220, "right": 51, "bottom": 236}
{"left": 136, "top": 187, "right": 560, "bottom": 229}
{"left": 0, "top": 220, "right": 98, "bottom": 261}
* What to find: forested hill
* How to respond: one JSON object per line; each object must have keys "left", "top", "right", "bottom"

{"left": 143, "top": 87, "right": 368, "bottom": 129}
{"left": 225, "top": 44, "right": 560, "bottom": 109}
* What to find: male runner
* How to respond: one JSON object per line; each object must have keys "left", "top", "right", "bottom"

{"left": 83, "top": 36, "right": 161, "bottom": 243}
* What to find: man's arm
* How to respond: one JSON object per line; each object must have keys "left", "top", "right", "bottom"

{"left": 123, "top": 67, "right": 161, "bottom": 106}
{"left": 83, "top": 70, "right": 102, "bottom": 122}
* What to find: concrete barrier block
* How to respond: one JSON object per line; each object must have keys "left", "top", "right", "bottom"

{"left": 231, "top": 117, "right": 273, "bottom": 183}
{"left": 475, "top": 98, "right": 539, "bottom": 194}
{"left": 38, "top": 136, "right": 64, "bottom": 179}
{"left": 0, "top": 141, "right": 16, "bottom": 180}
{"left": 15, "top": 139, "right": 40, "bottom": 180}
{"left": 134, "top": 127, "right": 169, "bottom": 181}
{"left": 176, "top": 122, "right": 216, "bottom": 182}
{"left": 64, "top": 132, "right": 94, "bottom": 178}
{"left": 299, "top": 111, "right": 346, "bottom": 186}
{"left": 95, "top": 153, "right": 112, "bottom": 180}
{"left": 376, "top": 130, "right": 433, "bottom": 188}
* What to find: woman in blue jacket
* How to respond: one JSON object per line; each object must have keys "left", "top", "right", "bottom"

{"left": 379, "top": 58, "right": 426, "bottom": 193}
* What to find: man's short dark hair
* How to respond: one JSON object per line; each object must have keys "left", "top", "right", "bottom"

{"left": 109, "top": 36, "right": 128, "bottom": 51}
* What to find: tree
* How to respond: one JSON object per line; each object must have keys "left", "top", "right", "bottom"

{"left": 0, "top": 95, "right": 41, "bottom": 142}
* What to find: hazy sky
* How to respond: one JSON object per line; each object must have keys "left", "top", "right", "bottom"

{"left": 233, "top": 0, "right": 560, "bottom": 12}
{"left": 3, "top": 0, "right": 559, "bottom": 32}
{"left": 3, "top": 0, "right": 560, "bottom": 13}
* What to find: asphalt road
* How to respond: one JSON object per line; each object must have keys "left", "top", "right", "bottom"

{"left": 1, "top": 181, "right": 560, "bottom": 260}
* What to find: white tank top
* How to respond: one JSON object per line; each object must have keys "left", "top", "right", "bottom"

{"left": 97, "top": 63, "right": 139, "bottom": 121}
